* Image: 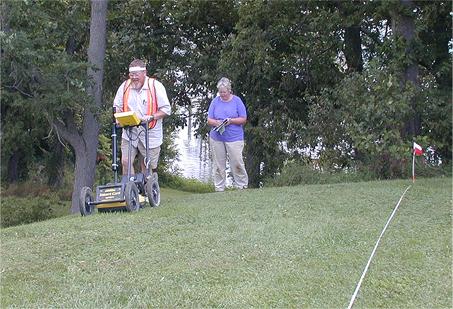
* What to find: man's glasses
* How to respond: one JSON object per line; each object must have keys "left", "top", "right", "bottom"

{"left": 129, "top": 71, "right": 145, "bottom": 76}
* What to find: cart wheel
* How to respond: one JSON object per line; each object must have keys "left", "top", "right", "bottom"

{"left": 79, "top": 187, "right": 95, "bottom": 216}
{"left": 145, "top": 177, "right": 160, "bottom": 207}
{"left": 125, "top": 181, "right": 140, "bottom": 212}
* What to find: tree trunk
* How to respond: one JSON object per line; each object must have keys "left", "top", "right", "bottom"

{"left": 344, "top": 25, "right": 363, "bottom": 73}
{"left": 7, "top": 151, "right": 20, "bottom": 183}
{"left": 336, "top": 1, "right": 364, "bottom": 73}
{"left": 69, "top": 0, "right": 107, "bottom": 213}
{"left": 54, "top": 0, "right": 108, "bottom": 213}
{"left": 245, "top": 131, "right": 262, "bottom": 188}
{"left": 0, "top": 0, "right": 10, "bottom": 33}
{"left": 72, "top": 141, "right": 97, "bottom": 211}
{"left": 391, "top": 0, "right": 421, "bottom": 137}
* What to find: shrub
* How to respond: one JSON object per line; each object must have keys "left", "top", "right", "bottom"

{"left": 2, "top": 182, "right": 72, "bottom": 201}
{"left": 304, "top": 60, "right": 451, "bottom": 178}
{"left": 264, "top": 159, "right": 451, "bottom": 188}
{"left": 411, "top": 161, "right": 451, "bottom": 178}
{"left": 1, "top": 196, "right": 68, "bottom": 228}
{"left": 263, "top": 161, "right": 377, "bottom": 187}
{"left": 159, "top": 172, "right": 214, "bottom": 193}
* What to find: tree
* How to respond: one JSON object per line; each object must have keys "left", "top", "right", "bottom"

{"left": 305, "top": 0, "right": 451, "bottom": 176}
{"left": 2, "top": 0, "right": 450, "bottom": 194}
{"left": 52, "top": 0, "right": 108, "bottom": 213}
{"left": 335, "top": 0, "right": 368, "bottom": 73}
{"left": 2, "top": 0, "right": 107, "bottom": 211}
{"left": 1, "top": 0, "right": 62, "bottom": 183}
{"left": 104, "top": 0, "right": 240, "bottom": 175}
{"left": 218, "top": 0, "right": 345, "bottom": 186}
{"left": 413, "top": 1, "right": 451, "bottom": 162}
{"left": 389, "top": 0, "right": 420, "bottom": 137}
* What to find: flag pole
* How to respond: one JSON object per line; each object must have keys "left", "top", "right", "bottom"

{"left": 412, "top": 151, "right": 415, "bottom": 183}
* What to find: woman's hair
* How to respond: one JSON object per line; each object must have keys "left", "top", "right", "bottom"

{"left": 216, "top": 77, "right": 232, "bottom": 92}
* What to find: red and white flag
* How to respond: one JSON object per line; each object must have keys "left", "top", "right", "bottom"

{"left": 413, "top": 142, "right": 423, "bottom": 156}
{"left": 412, "top": 142, "right": 423, "bottom": 183}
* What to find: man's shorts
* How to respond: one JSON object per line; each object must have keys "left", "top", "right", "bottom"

{"left": 121, "top": 138, "right": 160, "bottom": 169}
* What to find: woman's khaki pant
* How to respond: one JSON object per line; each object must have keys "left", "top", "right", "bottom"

{"left": 210, "top": 138, "right": 248, "bottom": 192}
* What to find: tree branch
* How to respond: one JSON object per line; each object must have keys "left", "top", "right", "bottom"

{"left": 360, "top": 27, "right": 382, "bottom": 45}
{"left": 50, "top": 111, "right": 82, "bottom": 149}
{"left": 5, "top": 85, "right": 33, "bottom": 98}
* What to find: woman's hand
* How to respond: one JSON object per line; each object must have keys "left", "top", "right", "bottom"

{"left": 211, "top": 119, "right": 226, "bottom": 127}
{"left": 228, "top": 117, "right": 247, "bottom": 125}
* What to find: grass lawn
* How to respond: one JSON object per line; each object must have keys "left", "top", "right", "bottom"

{"left": 1, "top": 178, "right": 451, "bottom": 308}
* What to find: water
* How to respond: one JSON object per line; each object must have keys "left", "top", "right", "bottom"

{"left": 174, "top": 125, "right": 212, "bottom": 182}
{"left": 173, "top": 106, "right": 233, "bottom": 185}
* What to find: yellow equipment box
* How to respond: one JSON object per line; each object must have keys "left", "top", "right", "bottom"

{"left": 114, "top": 111, "right": 141, "bottom": 127}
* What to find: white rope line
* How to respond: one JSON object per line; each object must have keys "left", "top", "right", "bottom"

{"left": 347, "top": 185, "right": 412, "bottom": 309}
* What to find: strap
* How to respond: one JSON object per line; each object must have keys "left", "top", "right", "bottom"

{"left": 147, "top": 78, "right": 158, "bottom": 129}
{"left": 122, "top": 78, "right": 158, "bottom": 129}
{"left": 122, "top": 79, "right": 132, "bottom": 112}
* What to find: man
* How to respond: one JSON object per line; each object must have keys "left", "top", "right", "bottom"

{"left": 113, "top": 59, "right": 171, "bottom": 178}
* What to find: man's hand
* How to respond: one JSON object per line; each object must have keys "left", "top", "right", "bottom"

{"left": 141, "top": 115, "right": 154, "bottom": 122}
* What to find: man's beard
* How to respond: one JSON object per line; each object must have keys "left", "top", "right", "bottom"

{"left": 131, "top": 80, "right": 143, "bottom": 89}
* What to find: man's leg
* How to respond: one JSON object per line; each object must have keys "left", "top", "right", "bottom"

{"left": 121, "top": 138, "right": 138, "bottom": 176}
{"left": 138, "top": 141, "right": 160, "bottom": 178}
{"left": 225, "top": 140, "right": 248, "bottom": 189}
{"left": 210, "top": 138, "right": 227, "bottom": 192}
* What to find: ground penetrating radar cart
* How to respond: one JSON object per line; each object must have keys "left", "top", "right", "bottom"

{"left": 79, "top": 110, "right": 160, "bottom": 215}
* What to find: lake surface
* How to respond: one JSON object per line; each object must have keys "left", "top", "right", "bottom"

{"left": 173, "top": 124, "right": 234, "bottom": 186}
{"left": 172, "top": 103, "right": 235, "bottom": 185}
{"left": 173, "top": 125, "right": 212, "bottom": 182}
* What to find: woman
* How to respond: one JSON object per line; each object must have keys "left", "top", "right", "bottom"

{"left": 207, "top": 77, "right": 248, "bottom": 192}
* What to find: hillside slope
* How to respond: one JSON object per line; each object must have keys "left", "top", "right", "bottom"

{"left": 1, "top": 178, "right": 451, "bottom": 308}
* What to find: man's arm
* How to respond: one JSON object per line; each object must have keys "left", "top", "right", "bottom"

{"left": 113, "top": 82, "right": 125, "bottom": 113}
{"left": 155, "top": 80, "right": 171, "bottom": 117}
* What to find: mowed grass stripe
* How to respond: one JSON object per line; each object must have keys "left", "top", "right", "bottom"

{"left": 1, "top": 178, "right": 451, "bottom": 308}
{"left": 352, "top": 178, "right": 451, "bottom": 308}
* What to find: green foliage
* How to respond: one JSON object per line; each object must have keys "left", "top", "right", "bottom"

{"left": 412, "top": 160, "right": 452, "bottom": 178}
{"left": 417, "top": 74, "right": 452, "bottom": 163}
{"left": 414, "top": 2, "right": 451, "bottom": 89}
{"left": 305, "top": 58, "right": 450, "bottom": 178}
{"left": 2, "top": 0, "right": 451, "bottom": 197}
{"left": 263, "top": 160, "right": 376, "bottom": 187}
{"left": 0, "top": 196, "right": 69, "bottom": 228}
{"left": 94, "top": 134, "right": 113, "bottom": 185}
{"left": 264, "top": 159, "right": 451, "bottom": 188}
{"left": 1, "top": 0, "right": 92, "bottom": 184}
{"left": 217, "top": 0, "right": 347, "bottom": 185}
{"left": 159, "top": 172, "right": 214, "bottom": 193}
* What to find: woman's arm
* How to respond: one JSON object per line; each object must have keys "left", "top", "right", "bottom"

{"left": 227, "top": 117, "right": 247, "bottom": 125}
{"left": 208, "top": 117, "right": 223, "bottom": 127}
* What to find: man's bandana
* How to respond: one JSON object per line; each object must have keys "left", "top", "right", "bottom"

{"left": 129, "top": 66, "right": 146, "bottom": 72}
